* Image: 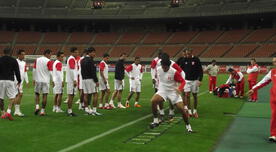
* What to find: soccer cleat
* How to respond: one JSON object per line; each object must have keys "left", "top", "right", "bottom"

{"left": 193, "top": 112, "right": 199, "bottom": 118}
{"left": 78, "top": 104, "right": 84, "bottom": 110}
{"left": 56, "top": 109, "right": 64, "bottom": 113}
{"left": 234, "top": 95, "right": 239, "bottom": 98}
{"left": 52, "top": 107, "right": 56, "bottom": 112}
{"left": 168, "top": 115, "right": 174, "bottom": 121}
{"left": 92, "top": 111, "right": 102, "bottom": 116}
{"left": 209, "top": 91, "right": 213, "bottom": 94}
{"left": 14, "top": 111, "right": 25, "bottom": 117}
{"left": 34, "top": 109, "right": 40, "bottom": 115}
{"left": 1, "top": 113, "right": 13, "bottom": 120}
{"left": 125, "top": 102, "right": 130, "bottom": 108}
{"left": 1, "top": 113, "right": 6, "bottom": 119}
{"left": 117, "top": 104, "right": 126, "bottom": 109}
{"left": 75, "top": 99, "right": 80, "bottom": 104}
{"left": 134, "top": 104, "right": 142, "bottom": 108}
{"left": 109, "top": 103, "right": 116, "bottom": 109}
{"left": 149, "top": 122, "right": 159, "bottom": 129}
{"left": 40, "top": 112, "right": 46, "bottom": 116}
{"left": 67, "top": 112, "right": 77, "bottom": 117}
{"left": 268, "top": 136, "right": 276, "bottom": 142}
{"left": 105, "top": 105, "right": 113, "bottom": 110}
{"left": 186, "top": 124, "right": 193, "bottom": 133}
{"left": 159, "top": 115, "right": 165, "bottom": 123}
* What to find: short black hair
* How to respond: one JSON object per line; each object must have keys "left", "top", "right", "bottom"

{"left": 120, "top": 53, "right": 126, "bottom": 57}
{"left": 161, "top": 53, "right": 170, "bottom": 61}
{"left": 3, "top": 48, "right": 11, "bottom": 55}
{"left": 17, "top": 49, "right": 25, "bottom": 55}
{"left": 103, "top": 53, "right": 109, "bottom": 58}
{"left": 57, "top": 51, "right": 64, "bottom": 57}
{"left": 157, "top": 49, "right": 163, "bottom": 57}
{"left": 135, "top": 56, "right": 140, "bottom": 60}
{"left": 85, "top": 47, "right": 96, "bottom": 54}
{"left": 251, "top": 58, "right": 256, "bottom": 62}
{"left": 70, "top": 47, "right": 78, "bottom": 53}
{"left": 161, "top": 59, "right": 171, "bottom": 67}
{"left": 212, "top": 60, "right": 216, "bottom": 63}
{"left": 228, "top": 68, "right": 234, "bottom": 72}
{"left": 43, "top": 49, "right": 52, "bottom": 55}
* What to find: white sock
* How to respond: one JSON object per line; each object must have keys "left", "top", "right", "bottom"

{"left": 159, "top": 109, "right": 165, "bottom": 115}
{"left": 169, "top": 109, "right": 175, "bottom": 115}
{"left": 109, "top": 100, "right": 114, "bottom": 105}
{"left": 186, "top": 124, "right": 192, "bottom": 130}
{"left": 193, "top": 109, "right": 197, "bottom": 114}
{"left": 35, "top": 104, "right": 39, "bottom": 109}
{"left": 85, "top": 107, "right": 90, "bottom": 112}
{"left": 188, "top": 109, "right": 192, "bottom": 115}
{"left": 41, "top": 108, "right": 45, "bottom": 113}
{"left": 184, "top": 106, "right": 188, "bottom": 110}
{"left": 153, "top": 118, "right": 159, "bottom": 123}
{"left": 68, "top": 109, "right": 72, "bottom": 113}
{"left": 134, "top": 102, "right": 138, "bottom": 105}
{"left": 7, "top": 109, "right": 11, "bottom": 114}
{"left": 15, "top": 104, "right": 20, "bottom": 112}
{"left": 93, "top": 107, "right": 97, "bottom": 113}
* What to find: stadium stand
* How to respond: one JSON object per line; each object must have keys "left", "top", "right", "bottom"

{"left": 133, "top": 46, "right": 159, "bottom": 57}
{"left": 109, "top": 46, "right": 134, "bottom": 57}
{"left": 93, "top": 33, "right": 120, "bottom": 44}
{"left": 216, "top": 30, "right": 251, "bottom": 43}
{"left": 224, "top": 44, "right": 258, "bottom": 58}
{"left": 143, "top": 32, "right": 171, "bottom": 44}
{"left": 162, "top": 45, "right": 183, "bottom": 57}
{"left": 68, "top": 32, "right": 93, "bottom": 44}
{"left": 249, "top": 44, "right": 276, "bottom": 58}
{"left": 43, "top": 32, "right": 68, "bottom": 43}
{"left": 117, "top": 33, "right": 145, "bottom": 44}
{"left": 16, "top": 32, "right": 42, "bottom": 43}
{"left": 0, "top": 31, "right": 15, "bottom": 43}
{"left": 201, "top": 45, "right": 232, "bottom": 58}
{"left": 243, "top": 28, "right": 276, "bottom": 42}
{"left": 191, "top": 31, "right": 223, "bottom": 43}
{"left": 167, "top": 31, "right": 198, "bottom": 44}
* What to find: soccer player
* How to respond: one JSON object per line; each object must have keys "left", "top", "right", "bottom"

{"left": 205, "top": 60, "right": 219, "bottom": 94}
{"left": 248, "top": 57, "right": 276, "bottom": 142}
{"left": 0, "top": 48, "right": 21, "bottom": 120}
{"left": 52, "top": 51, "right": 65, "bottom": 113}
{"left": 66, "top": 47, "right": 79, "bottom": 116}
{"left": 125, "top": 56, "right": 143, "bottom": 108}
{"left": 226, "top": 68, "right": 244, "bottom": 98}
{"left": 177, "top": 49, "right": 203, "bottom": 118}
{"left": 151, "top": 50, "right": 163, "bottom": 92}
{"left": 109, "top": 53, "right": 127, "bottom": 109}
{"left": 99, "top": 53, "right": 111, "bottom": 109}
{"left": 81, "top": 47, "right": 101, "bottom": 115}
{"left": 246, "top": 58, "right": 259, "bottom": 102}
{"left": 149, "top": 59, "right": 192, "bottom": 132}
{"left": 33, "top": 49, "right": 52, "bottom": 116}
{"left": 77, "top": 51, "right": 85, "bottom": 110}
{"left": 14, "top": 49, "right": 29, "bottom": 117}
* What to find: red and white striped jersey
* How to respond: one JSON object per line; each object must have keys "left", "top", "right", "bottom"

{"left": 99, "top": 60, "right": 109, "bottom": 80}
{"left": 150, "top": 57, "right": 161, "bottom": 80}
{"left": 125, "top": 63, "right": 143, "bottom": 80}
{"left": 52, "top": 60, "right": 63, "bottom": 83}
{"left": 33, "top": 56, "right": 52, "bottom": 83}
{"left": 66, "top": 55, "right": 78, "bottom": 83}
{"left": 16, "top": 58, "right": 29, "bottom": 84}
{"left": 247, "top": 64, "right": 259, "bottom": 81}
{"left": 157, "top": 66, "right": 185, "bottom": 92}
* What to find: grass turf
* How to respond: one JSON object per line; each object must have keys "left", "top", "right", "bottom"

{"left": 0, "top": 73, "right": 247, "bottom": 152}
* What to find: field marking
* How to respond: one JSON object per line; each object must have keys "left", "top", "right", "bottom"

{"left": 57, "top": 91, "right": 208, "bottom": 152}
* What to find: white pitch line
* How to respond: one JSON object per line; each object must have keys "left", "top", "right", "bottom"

{"left": 57, "top": 90, "right": 208, "bottom": 152}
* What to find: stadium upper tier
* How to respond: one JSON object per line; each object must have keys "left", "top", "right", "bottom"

{"left": 0, "top": 0, "right": 275, "bottom": 19}
{"left": 0, "top": 28, "right": 275, "bottom": 58}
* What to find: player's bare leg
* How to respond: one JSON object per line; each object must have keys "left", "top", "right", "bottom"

{"left": 168, "top": 102, "right": 175, "bottom": 120}
{"left": 56, "top": 94, "right": 63, "bottom": 113}
{"left": 117, "top": 90, "right": 126, "bottom": 108}
{"left": 40, "top": 94, "right": 48, "bottom": 116}
{"left": 158, "top": 101, "right": 165, "bottom": 122}
{"left": 150, "top": 94, "right": 164, "bottom": 129}
{"left": 3, "top": 98, "right": 16, "bottom": 120}
{"left": 185, "top": 92, "right": 192, "bottom": 117}
{"left": 84, "top": 93, "right": 92, "bottom": 114}
{"left": 99, "top": 90, "right": 105, "bottom": 109}
{"left": 78, "top": 89, "right": 84, "bottom": 110}
{"left": 175, "top": 102, "right": 192, "bottom": 132}
{"left": 34, "top": 93, "right": 40, "bottom": 115}
{"left": 104, "top": 89, "right": 111, "bottom": 109}
{"left": 192, "top": 93, "right": 199, "bottom": 118}
{"left": 14, "top": 93, "right": 24, "bottom": 116}
{"left": 125, "top": 91, "right": 134, "bottom": 108}
{"left": 53, "top": 94, "right": 58, "bottom": 112}
{"left": 67, "top": 94, "right": 76, "bottom": 116}
{"left": 134, "top": 92, "right": 141, "bottom": 107}
{"left": 109, "top": 90, "right": 118, "bottom": 108}
{"left": 0, "top": 99, "right": 6, "bottom": 118}
{"left": 92, "top": 93, "right": 101, "bottom": 115}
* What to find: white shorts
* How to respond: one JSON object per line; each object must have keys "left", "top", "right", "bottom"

{"left": 78, "top": 76, "right": 83, "bottom": 90}
{"left": 156, "top": 90, "right": 182, "bottom": 105}
{"left": 53, "top": 82, "right": 63, "bottom": 94}
{"left": 35, "top": 82, "right": 50, "bottom": 94}
{"left": 67, "top": 82, "right": 77, "bottom": 95}
{"left": 0, "top": 80, "right": 17, "bottom": 99}
{"left": 82, "top": 79, "right": 98, "bottom": 94}
{"left": 129, "top": 79, "right": 141, "bottom": 92}
{"left": 184, "top": 80, "right": 199, "bottom": 93}
{"left": 114, "top": 79, "right": 124, "bottom": 91}
{"left": 99, "top": 79, "right": 110, "bottom": 91}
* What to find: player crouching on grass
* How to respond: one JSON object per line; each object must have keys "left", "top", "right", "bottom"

{"left": 125, "top": 56, "right": 143, "bottom": 108}
{"left": 226, "top": 68, "right": 245, "bottom": 98}
{"left": 150, "top": 59, "right": 192, "bottom": 133}
{"left": 52, "top": 51, "right": 65, "bottom": 113}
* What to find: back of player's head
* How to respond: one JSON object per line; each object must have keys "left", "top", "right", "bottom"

{"left": 161, "top": 53, "right": 170, "bottom": 61}
{"left": 43, "top": 49, "right": 52, "bottom": 55}
{"left": 228, "top": 68, "right": 234, "bottom": 72}
{"left": 85, "top": 47, "right": 96, "bottom": 54}
{"left": 3, "top": 47, "right": 11, "bottom": 55}
{"left": 161, "top": 58, "right": 171, "bottom": 67}
{"left": 17, "top": 49, "right": 25, "bottom": 55}
{"left": 56, "top": 51, "right": 64, "bottom": 57}
{"left": 251, "top": 58, "right": 256, "bottom": 62}
{"left": 157, "top": 49, "right": 163, "bottom": 57}
{"left": 103, "top": 53, "right": 109, "bottom": 58}
{"left": 135, "top": 56, "right": 140, "bottom": 60}
{"left": 70, "top": 47, "right": 78, "bottom": 53}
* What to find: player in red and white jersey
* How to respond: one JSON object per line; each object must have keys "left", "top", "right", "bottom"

{"left": 76, "top": 51, "right": 85, "bottom": 110}
{"left": 149, "top": 59, "right": 192, "bottom": 132}
{"left": 99, "top": 53, "right": 111, "bottom": 109}
{"left": 52, "top": 51, "right": 65, "bottom": 113}
{"left": 14, "top": 50, "right": 29, "bottom": 117}
{"left": 246, "top": 58, "right": 259, "bottom": 102}
{"left": 226, "top": 68, "right": 245, "bottom": 98}
{"left": 151, "top": 51, "right": 163, "bottom": 92}
{"left": 248, "top": 57, "right": 276, "bottom": 142}
{"left": 33, "top": 49, "right": 52, "bottom": 116}
{"left": 125, "top": 57, "right": 143, "bottom": 108}
{"left": 65, "top": 47, "right": 79, "bottom": 116}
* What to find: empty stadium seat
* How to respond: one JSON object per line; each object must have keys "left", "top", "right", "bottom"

{"left": 201, "top": 45, "right": 232, "bottom": 57}
{"left": 0, "top": 31, "right": 15, "bottom": 43}
{"left": 224, "top": 44, "right": 258, "bottom": 57}
{"left": 243, "top": 28, "right": 276, "bottom": 42}
{"left": 93, "top": 33, "right": 120, "bottom": 44}
{"left": 13, "top": 45, "right": 37, "bottom": 55}
{"left": 186, "top": 45, "right": 208, "bottom": 57}
{"left": 192, "top": 31, "right": 223, "bottom": 43}
{"left": 249, "top": 44, "right": 276, "bottom": 58}
{"left": 167, "top": 31, "right": 198, "bottom": 44}
{"left": 69, "top": 32, "right": 93, "bottom": 43}
{"left": 162, "top": 45, "right": 183, "bottom": 57}
{"left": 117, "top": 33, "right": 145, "bottom": 44}
{"left": 143, "top": 32, "right": 171, "bottom": 44}
{"left": 94, "top": 46, "right": 111, "bottom": 56}
{"left": 37, "top": 45, "right": 62, "bottom": 55}
{"left": 133, "top": 46, "right": 159, "bottom": 57}
{"left": 43, "top": 32, "right": 68, "bottom": 43}
{"left": 217, "top": 30, "right": 251, "bottom": 43}
{"left": 16, "top": 32, "right": 42, "bottom": 43}
{"left": 109, "top": 46, "right": 134, "bottom": 57}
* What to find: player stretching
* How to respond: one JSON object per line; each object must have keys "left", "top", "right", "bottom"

{"left": 149, "top": 59, "right": 192, "bottom": 133}
{"left": 248, "top": 57, "right": 276, "bottom": 142}
{"left": 205, "top": 60, "right": 219, "bottom": 94}
{"left": 109, "top": 53, "right": 127, "bottom": 109}
{"left": 125, "top": 57, "right": 143, "bottom": 108}
{"left": 14, "top": 49, "right": 29, "bottom": 117}
{"left": 33, "top": 49, "right": 52, "bottom": 116}
{"left": 246, "top": 58, "right": 259, "bottom": 102}
{"left": 99, "top": 53, "right": 111, "bottom": 109}
{"left": 226, "top": 68, "right": 244, "bottom": 98}
{"left": 66, "top": 47, "right": 79, "bottom": 116}
{"left": 81, "top": 47, "right": 101, "bottom": 115}
{"left": 52, "top": 51, "right": 65, "bottom": 113}
{"left": 0, "top": 48, "right": 21, "bottom": 120}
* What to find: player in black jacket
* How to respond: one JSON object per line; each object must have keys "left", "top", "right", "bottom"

{"left": 177, "top": 49, "right": 203, "bottom": 118}
{"left": 109, "top": 53, "right": 127, "bottom": 108}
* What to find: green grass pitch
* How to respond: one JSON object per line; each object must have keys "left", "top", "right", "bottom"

{"left": 0, "top": 73, "right": 254, "bottom": 152}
